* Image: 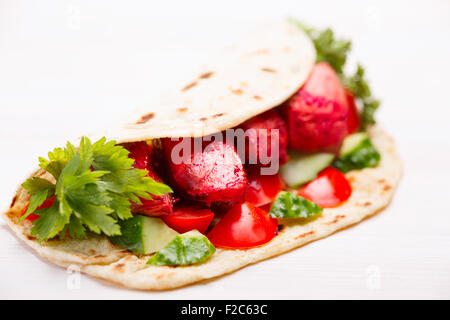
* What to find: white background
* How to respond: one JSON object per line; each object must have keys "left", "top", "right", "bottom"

{"left": 1, "top": 0, "right": 449, "bottom": 299}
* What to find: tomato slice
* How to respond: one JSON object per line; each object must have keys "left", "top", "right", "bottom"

{"left": 246, "top": 172, "right": 285, "bottom": 207}
{"left": 207, "top": 202, "right": 278, "bottom": 249}
{"left": 298, "top": 167, "right": 352, "bottom": 208}
{"left": 259, "top": 203, "right": 272, "bottom": 213}
{"left": 345, "top": 89, "right": 360, "bottom": 134}
{"left": 21, "top": 196, "right": 56, "bottom": 222}
{"left": 162, "top": 204, "right": 214, "bottom": 234}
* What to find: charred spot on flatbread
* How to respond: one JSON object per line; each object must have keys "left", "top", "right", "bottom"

{"left": 114, "top": 263, "right": 126, "bottom": 272}
{"left": 295, "top": 230, "right": 315, "bottom": 240}
{"left": 212, "top": 113, "right": 225, "bottom": 118}
{"left": 199, "top": 72, "right": 214, "bottom": 79}
{"left": 182, "top": 81, "right": 198, "bottom": 92}
{"left": 325, "top": 215, "right": 346, "bottom": 225}
{"left": 247, "top": 49, "right": 270, "bottom": 56}
{"left": 156, "top": 272, "right": 177, "bottom": 279}
{"left": 230, "top": 88, "right": 243, "bottom": 95}
{"left": 200, "top": 117, "right": 208, "bottom": 121}
{"left": 136, "top": 113, "right": 155, "bottom": 124}
{"left": 253, "top": 95, "right": 263, "bottom": 100}
{"left": 177, "top": 107, "right": 188, "bottom": 113}
{"left": 261, "top": 67, "right": 276, "bottom": 73}
{"left": 10, "top": 196, "right": 17, "bottom": 208}
{"left": 26, "top": 235, "right": 36, "bottom": 241}
{"left": 6, "top": 210, "right": 15, "bottom": 219}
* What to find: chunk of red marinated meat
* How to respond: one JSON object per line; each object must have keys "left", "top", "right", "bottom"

{"left": 162, "top": 139, "right": 248, "bottom": 206}
{"left": 284, "top": 62, "right": 349, "bottom": 153}
{"left": 302, "top": 63, "right": 347, "bottom": 107}
{"left": 238, "top": 109, "right": 288, "bottom": 167}
{"left": 122, "top": 141, "right": 173, "bottom": 216}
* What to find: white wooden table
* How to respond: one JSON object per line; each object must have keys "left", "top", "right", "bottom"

{"left": 1, "top": 0, "right": 449, "bottom": 299}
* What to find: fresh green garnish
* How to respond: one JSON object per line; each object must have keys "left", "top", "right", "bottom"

{"left": 289, "top": 18, "right": 380, "bottom": 129}
{"left": 110, "top": 216, "right": 179, "bottom": 254}
{"left": 269, "top": 191, "right": 323, "bottom": 219}
{"left": 342, "top": 65, "right": 380, "bottom": 128}
{"left": 147, "top": 230, "right": 216, "bottom": 266}
{"left": 20, "top": 137, "right": 172, "bottom": 242}
{"left": 289, "top": 18, "right": 351, "bottom": 75}
{"left": 334, "top": 132, "right": 380, "bottom": 173}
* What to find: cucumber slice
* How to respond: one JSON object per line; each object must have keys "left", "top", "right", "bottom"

{"left": 280, "top": 152, "right": 334, "bottom": 188}
{"left": 334, "top": 132, "right": 381, "bottom": 173}
{"left": 339, "top": 132, "right": 369, "bottom": 156}
{"left": 110, "top": 215, "right": 179, "bottom": 254}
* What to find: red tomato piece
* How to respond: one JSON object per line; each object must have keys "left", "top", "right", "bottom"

{"left": 246, "top": 172, "right": 285, "bottom": 207}
{"left": 259, "top": 203, "right": 272, "bottom": 213}
{"left": 345, "top": 89, "right": 360, "bottom": 134}
{"left": 21, "top": 196, "right": 56, "bottom": 222}
{"left": 162, "top": 204, "right": 214, "bottom": 234}
{"left": 207, "top": 202, "right": 278, "bottom": 249}
{"left": 298, "top": 167, "right": 352, "bottom": 208}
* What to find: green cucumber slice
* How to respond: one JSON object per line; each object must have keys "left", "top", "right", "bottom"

{"left": 280, "top": 152, "right": 334, "bottom": 187}
{"left": 110, "top": 215, "right": 179, "bottom": 254}
{"left": 334, "top": 132, "right": 381, "bottom": 172}
{"left": 340, "top": 132, "right": 369, "bottom": 156}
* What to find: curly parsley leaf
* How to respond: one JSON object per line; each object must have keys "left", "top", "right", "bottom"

{"left": 21, "top": 137, "right": 172, "bottom": 242}
{"left": 289, "top": 18, "right": 351, "bottom": 75}
{"left": 289, "top": 18, "right": 380, "bottom": 128}
{"left": 342, "top": 64, "right": 380, "bottom": 128}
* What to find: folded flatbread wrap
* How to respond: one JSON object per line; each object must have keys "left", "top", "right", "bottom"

{"left": 3, "top": 20, "right": 402, "bottom": 290}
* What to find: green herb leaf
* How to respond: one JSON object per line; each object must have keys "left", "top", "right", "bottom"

{"left": 289, "top": 18, "right": 351, "bottom": 75}
{"left": 68, "top": 214, "right": 87, "bottom": 239}
{"left": 269, "top": 191, "right": 323, "bottom": 219}
{"left": 22, "top": 177, "right": 55, "bottom": 194}
{"left": 38, "top": 142, "right": 76, "bottom": 180}
{"left": 19, "top": 189, "right": 49, "bottom": 223}
{"left": 342, "top": 64, "right": 380, "bottom": 128}
{"left": 24, "top": 137, "right": 172, "bottom": 241}
{"left": 147, "top": 230, "right": 216, "bottom": 266}
{"left": 30, "top": 201, "right": 71, "bottom": 241}
{"left": 19, "top": 177, "right": 55, "bottom": 222}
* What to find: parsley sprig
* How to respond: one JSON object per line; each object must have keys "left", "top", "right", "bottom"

{"left": 342, "top": 65, "right": 380, "bottom": 128}
{"left": 20, "top": 137, "right": 172, "bottom": 242}
{"left": 289, "top": 18, "right": 380, "bottom": 128}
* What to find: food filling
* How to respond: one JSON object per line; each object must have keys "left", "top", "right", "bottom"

{"left": 18, "top": 21, "right": 382, "bottom": 267}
